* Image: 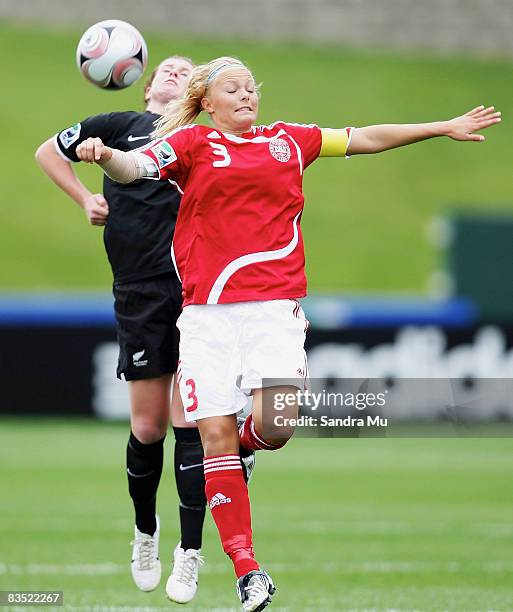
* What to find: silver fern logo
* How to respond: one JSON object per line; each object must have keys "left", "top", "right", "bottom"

{"left": 132, "top": 349, "right": 148, "bottom": 367}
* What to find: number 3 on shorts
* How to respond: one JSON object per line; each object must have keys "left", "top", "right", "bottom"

{"left": 184, "top": 378, "right": 199, "bottom": 413}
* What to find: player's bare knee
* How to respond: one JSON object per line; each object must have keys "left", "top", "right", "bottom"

{"left": 200, "top": 423, "right": 238, "bottom": 457}
{"left": 254, "top": 386, "right": 298, "bottom": 448}
{"left": 266, "top": 429, "right": 294, "bottom": 448}
{"left": 132, "top": 420, "right": 168, "bottom": 444}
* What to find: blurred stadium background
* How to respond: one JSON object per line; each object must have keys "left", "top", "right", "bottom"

{"left": 1, "top": 1, "right": 513, "bottom": 610}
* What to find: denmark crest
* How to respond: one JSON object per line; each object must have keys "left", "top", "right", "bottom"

{"left": 269, "top": 138, "right": 291, "bottom": 162}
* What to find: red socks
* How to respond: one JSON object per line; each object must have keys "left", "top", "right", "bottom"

{"left": 204, "top": 454, "right": 259, "bottom": 578}
{"left": 204, "top": 416, "right": 287, "bottom": 578}
{"left": 239, "top": 413, "right": 285, "bottom": 451}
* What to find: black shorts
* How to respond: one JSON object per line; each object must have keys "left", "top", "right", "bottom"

{"left": 113, "top": 272, "right": 182, "bottom": 381}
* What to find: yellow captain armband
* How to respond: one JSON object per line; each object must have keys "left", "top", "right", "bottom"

{"left": 320, "top": 127, "right": 353, "bottom": 157}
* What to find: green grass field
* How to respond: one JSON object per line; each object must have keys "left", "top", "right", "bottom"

{"left": 1, "top": 418, "right": 513, "bottom": 611}
{"left": 1, "top": 22, "right": 512, "bottom": 292}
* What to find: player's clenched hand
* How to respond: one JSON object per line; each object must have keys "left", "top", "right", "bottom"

{"left": 76, "top": 137, "right": 113, "bottom": 164}
{"left": 445, "top": 105, "right": 501, "bottom": 142}
{"left": 84, "top": 193, "right": 109, "bottom": 226}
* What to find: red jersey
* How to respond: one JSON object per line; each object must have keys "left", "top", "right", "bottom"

{"left": 140, "top": 122, "right": 323, "bottom": 306}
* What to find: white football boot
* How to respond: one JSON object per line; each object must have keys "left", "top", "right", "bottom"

{"left": 236, "top": 569, "right": 276, "bottom": 611}
{"left": 130, "top": 515, "right": 161, "bottom": 591}
{"left": 166, "top": 542, "right": 204, "bottom": 603}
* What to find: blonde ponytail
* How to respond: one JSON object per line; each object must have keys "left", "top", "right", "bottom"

{"left": 153, "top": 96, "right": 202, "bottom": 137}
{"left": 152, "top": 56, "right": 249, "bottom": 138}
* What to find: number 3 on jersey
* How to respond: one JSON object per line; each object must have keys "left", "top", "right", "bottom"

{"left": 210, "top": 142, "right": 231, "bottom": 167}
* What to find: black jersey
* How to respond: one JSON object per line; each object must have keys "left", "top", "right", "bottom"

{"left": 55, "top": 111, "right": 179, "bottom": 285}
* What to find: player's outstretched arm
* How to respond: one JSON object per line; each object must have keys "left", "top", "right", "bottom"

{"left": 35, "top": 138, "right": 109, "bottom": 226}
{"left": 347, "top": 105, "right": 501, "bottom": 155}
{"left": 75, "top": 137, "right": 150, "bottom": 184}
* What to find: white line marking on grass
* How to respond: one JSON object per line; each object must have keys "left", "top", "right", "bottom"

{"left": 345, "top": 609, "right": 424, "bottom": 612}
{"left": 275, "top": 518, "right": 513, "bottom": 539}
{"left": 472, "top": 522, "right": 513, "bottom": 537}
{"left": 61, "top": 608, "right": 290, "bottom": 612}
{"left": 483, "top": 561, "right": 513, "bottom": 572}
{"left": 0, "top": 562, "right": 232, "bottom": 576}
{"left": 0, "top": 563, "right": 123, "bottom": 575}
{"left": 64, "top": 608, "right": 176, "bottom": 611}
{"left": 296, "top": 520, "right": 451, "bottom": 535}
{"left": 1, "top": 558, "right": 513, "bottom": 580}
{"left": 0, "top": 519, "right": 129, "bottom": 534}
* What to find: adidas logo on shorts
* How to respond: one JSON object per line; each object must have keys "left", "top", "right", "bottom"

{"left": 209, "top": 492, "right": 232, "bottom": 509}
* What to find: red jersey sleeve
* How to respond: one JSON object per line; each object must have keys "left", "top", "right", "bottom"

{"left": 138, "top": 125, "right": 195, "bottom": 183}
{"left": 279, "top": 122, "right": 322, "bottom": 169}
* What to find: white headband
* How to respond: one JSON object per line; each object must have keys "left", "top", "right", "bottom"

{"left": 206, "top": 62, "right": 245, "bottom": 85}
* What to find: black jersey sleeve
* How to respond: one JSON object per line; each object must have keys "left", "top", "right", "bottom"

{"left": 54, "top": 113, "right": 122, "bottom": 162}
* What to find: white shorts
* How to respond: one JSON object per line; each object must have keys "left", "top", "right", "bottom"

{"left": 176, "top": 299, "right": 309, "bottom": 422}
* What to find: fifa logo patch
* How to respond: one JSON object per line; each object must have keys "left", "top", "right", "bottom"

{"left": 59, "top": 123, "right": 82, "bottom": 149}
{"left": 269, "top": 138, "right": 291, "bottom": 162}
{"left": 151, "top": 141, "right": 177, "bottom": 169}
{"left": 209, "top": 492, "right": 232, "bottom": 509}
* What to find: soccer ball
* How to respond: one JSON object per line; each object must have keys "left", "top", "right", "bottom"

{"left": 76, "top": 19, "right": 148, "bottom": 90}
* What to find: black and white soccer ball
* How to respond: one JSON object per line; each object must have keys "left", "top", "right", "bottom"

{"left": 76, "top": 19, "right": 148, "bottom": 90}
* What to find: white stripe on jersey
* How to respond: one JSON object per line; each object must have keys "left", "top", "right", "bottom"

{"left": 207, "top": 211, "right": 301, "bottom": 305}
{"left": 288, "top": 134, "right": 303, "bottom": 176}
{"left": 170, "top": 243, "right": 182, "bottom": 283}
{"left": 221, "top": 128, "right": 288, "bottom": 144}
{"left": 168, "top": 179, "right": 184, "bottom": 195}
{"left": 264, "top": 121, "right": 319, "bottom": 131}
